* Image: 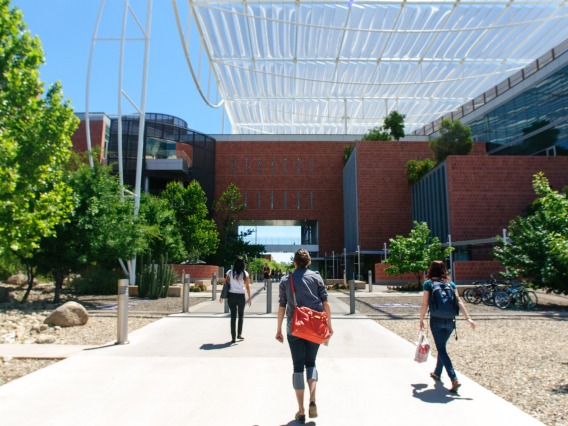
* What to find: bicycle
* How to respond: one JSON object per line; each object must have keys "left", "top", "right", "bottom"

{"left": 463, "top": 281, "right": 489, "bottom": 304}
{"left": 480, "top": 274, "right": 508, "bottom": 306}
{"left": 494, "top": 283, "right": 538, "bottom": 310}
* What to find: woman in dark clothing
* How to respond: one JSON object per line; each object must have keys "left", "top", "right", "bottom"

{"left": 275, "top": 249, "right": 333, "bottom": 424}
{"left": 220, "top": 259, "right": 251, "bottom": 344}
{"left": 419, "top": 260, "right": 475, "bottom": 393}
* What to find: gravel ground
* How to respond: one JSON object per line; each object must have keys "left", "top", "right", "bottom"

{"left": 1, "top": 286, "right": 567, "bottom": 426}
{"left": 335, "top": 291, "right": 568, "bottom": 426}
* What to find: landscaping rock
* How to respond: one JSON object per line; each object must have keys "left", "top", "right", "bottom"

{"left": 44, "top": 301, "right": 88, "bottom": 327}
{"left": 6, "top": 273, "right": 38, "bottom": 287}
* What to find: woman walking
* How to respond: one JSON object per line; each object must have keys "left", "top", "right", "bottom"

{"left": 275, "top": 249, "right": 332, "bottom": 424}
{"left": 220, "top": 259, "right": 251, "bottom": 344}
{"left": 419, "top": 260, "right": 475, "bottom": 393}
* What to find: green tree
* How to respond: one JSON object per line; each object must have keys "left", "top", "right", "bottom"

{"left": 361, "top": 125, "right": 390, "bottom": 141}
{"left": 212, "top": 183, "right": 264, "bottom": 268}
{"left": 33, "top": 164, "right": 149, "bottom": 301}
{"left": 361, "top": 110, "right": 406, "bottom": 141}
{"left": 383, "top": 110, "right": 406, "bottom": 141}
{"left": 384, "top": 221, "right": 453, "bottom": 286}
{"left": 0, "top": 1, "right": 79, "bottom": 300}
{"left": 161, "top": 180, "right": 219, "bottom": 262}
{"left": 429, "top": 119, "right": 472, "bottom": 163}
{"left": 494, "top": 173, "right": 568, "bottom": 294}
{"left": 138, "top": 193, "right": 187, "bottom": 263}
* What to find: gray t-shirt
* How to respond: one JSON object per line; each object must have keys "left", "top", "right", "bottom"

{"left": 279, "top": 269, "right": 328, "bottom": 321}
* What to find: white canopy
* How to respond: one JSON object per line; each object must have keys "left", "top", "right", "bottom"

{"left": 183, "top": 0, "right": 568, "bottom": 134}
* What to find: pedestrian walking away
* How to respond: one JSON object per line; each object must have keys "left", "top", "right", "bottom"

{"left": 220, "top": 259, "right": 252, "bottom": 344}
{"left": 275, "top": 249, "right": 333, "bottom": 424}
{"left": 263, "top": 264, "right": 271, "bottom": 290}
{"left": 419, "top": 260, "right": 476, "bottom": 393}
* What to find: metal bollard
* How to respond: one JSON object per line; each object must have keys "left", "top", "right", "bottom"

{"left": 117, "top": 279, "right": 129, "bottom": 344}
{"left": 368, "top": 270, "right": 373, "bottom": 293}
{"left": 266, "top": 279, "right": 272, "bottom": 314}
{"left": 349, "top": 278, "right": 355, "bottom": 314}
{"left": 212, "top": 272, "right": 217, "bottom": 301}
{"left": 182, "top": 274, "right": 190, "bottom": 313}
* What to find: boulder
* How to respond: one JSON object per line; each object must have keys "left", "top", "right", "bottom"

{"left": 36, "top": 334, "right": 57, "bottom": 344}
{"left": 0, "top": 285, "right": 15, "bottom": 303}
{"left": 44, "top": 301, "right": 89, "bottom": 327}
{"left": 6, "top": 273, "right": 38, "bottom": 287}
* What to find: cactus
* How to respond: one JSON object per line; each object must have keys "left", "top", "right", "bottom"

{"left": 137, "top": 252, "right": 176, "bottom": 299}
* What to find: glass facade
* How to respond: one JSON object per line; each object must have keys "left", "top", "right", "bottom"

{"left": 468, "top": 64, "right": 568, "bottom": 156}
{"left": 107, "top": 113, "right": 216, "bottom": 208}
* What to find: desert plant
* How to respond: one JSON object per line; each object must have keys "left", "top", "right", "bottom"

{"left": 137, "top": 253, "right": 176, "bottom": 299}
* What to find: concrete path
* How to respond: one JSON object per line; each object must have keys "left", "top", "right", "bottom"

{"left": 0, "top": 282, "right": 543, "bottom": 426}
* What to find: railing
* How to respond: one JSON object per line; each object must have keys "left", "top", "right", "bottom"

{"left": 412, "top": 39, "right": 568, "bottom": 137}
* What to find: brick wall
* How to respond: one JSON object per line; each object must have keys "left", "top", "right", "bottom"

{"left": 446, "top": 156, "right": 568, "bottom": 241}
{"left": 72, "top": 119, "right": 107, "bottom": 164}
{"left": 374, "top": 263, "right": 422, "bottom": 283}
{"left": 356, "top": 141, "right": 434, "bottom": 250}
{"left": 453, "top": 260, "right": 505, "bottom": 282}
{"left": 215, "top": 140, "right": 349, "bottom": 254}
{"left": 171, "top": 264, "right": 220, "bottom": 281}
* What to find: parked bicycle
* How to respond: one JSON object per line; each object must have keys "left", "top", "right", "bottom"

{"left": 479, "top": 274, "right": 508, "bottom": 306}
{"left": 463, "top": 281, "right": 490, "bottom": 304}
{"left": 494, "top": 283, "right": 538, "bottom": 310}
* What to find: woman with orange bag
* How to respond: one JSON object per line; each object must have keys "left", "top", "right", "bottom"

{"left": 275, "top": 249, "right": 333, "bottom": 424}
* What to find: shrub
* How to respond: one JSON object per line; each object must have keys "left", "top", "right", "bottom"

{"left": 406, "top": 159, "right": 436, "bottom": 185}
{"left": 429, "top": 119, "right": 472, "bottom": 163}
{"left": 70, "top": 268, "right": 123, "bottom": 295}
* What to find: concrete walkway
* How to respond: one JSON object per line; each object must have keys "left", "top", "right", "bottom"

{"left": 0, "top": 282, "right": 543, "bottom": 426}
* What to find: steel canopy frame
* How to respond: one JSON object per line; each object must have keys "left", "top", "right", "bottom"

{"left": 85, "top": 0, "right": 153, "bottom": 284}
{"left": 183, "top": 0, "right": 568, "bottom": 134}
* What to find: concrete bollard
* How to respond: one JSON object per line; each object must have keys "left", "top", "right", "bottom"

{"left": 349, "top": 278, "right": 356, "bottom": 314}
{"left": 368, "top": 270, "right": 373, "bottom": 293}
{"left": 212, "top": 272, "right": 217, "bottom": 301}
{"left": 266, "top": 279, "right": 272, "bottom": 314}
{"left": 117, "top": 279, "right": 129, "bottom": 345}
{"left": 182, "top": 274, "right": 190, "bottom": 313}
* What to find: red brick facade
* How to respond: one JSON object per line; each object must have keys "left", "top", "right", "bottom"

{"left": 356, "top": 141, "right": 435, "bottom": 249}
{"left": 374, "top": 263, "right": 421, "bottom": 283}
{"left": 171, "top": 264, "right": 220, "bottom": 281}
{"left": 72, "top": 117, "right": 108, "bottom": 164}
{"left": 215, "top": 140, "right": 350, "bottom": 254}
{"left": 452, "top": 261, "right": 505, "bottom": 281}
{"left": 446, "top": 155, "right": 568, "bottom": 241}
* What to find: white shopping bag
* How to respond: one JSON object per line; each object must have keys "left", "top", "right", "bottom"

{"left": 414, "top": 332, "right": 431, "bottom": 363}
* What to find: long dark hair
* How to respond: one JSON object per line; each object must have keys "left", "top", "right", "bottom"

{"left": 232, "top": 259, "right": 246, "bottom": 279}
{"left": 426, "top": 260, "right": 450, "bottom": 282}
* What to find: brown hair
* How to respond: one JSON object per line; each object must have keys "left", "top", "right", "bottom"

{"left": 426, "top": 260, "right": 449, "bottom": 282}
{"left": 294, "top": 248, "right": 311, "bottom": 269}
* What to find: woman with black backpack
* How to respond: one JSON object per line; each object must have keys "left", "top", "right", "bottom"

{"left": 419, "top": 260, "right": 476, "bottom": 393}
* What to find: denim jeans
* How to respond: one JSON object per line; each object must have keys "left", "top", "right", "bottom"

{"left": 287, "top": 333, "right": 320, "bottom": 374}
{"left": 430, "top": 317, "right": 457, "bottom": 382}
{"left": 228, "top": 292, "right": 245, "bottom": 340}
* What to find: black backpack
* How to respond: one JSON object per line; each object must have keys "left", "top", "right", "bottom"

{"left": 429, "top": 281, "right": 459, "bottom": 319}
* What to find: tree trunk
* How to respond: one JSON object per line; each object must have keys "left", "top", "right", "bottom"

{"left": 53, "top": 271, "right": 66, "bottom": 303}
{"left": 20, "top": 264, "right": 36, "bottom": 303}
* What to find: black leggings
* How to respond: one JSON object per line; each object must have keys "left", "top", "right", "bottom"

{"left": 228, "top": 292, "right": 245, "bottom": 339}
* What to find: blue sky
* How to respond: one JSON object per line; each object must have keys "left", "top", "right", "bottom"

{"left": 12, "top": 0, "right": 229, "bottom": 135}
{"left": 11, "top": 1, "right": 299, "bottom": 263}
